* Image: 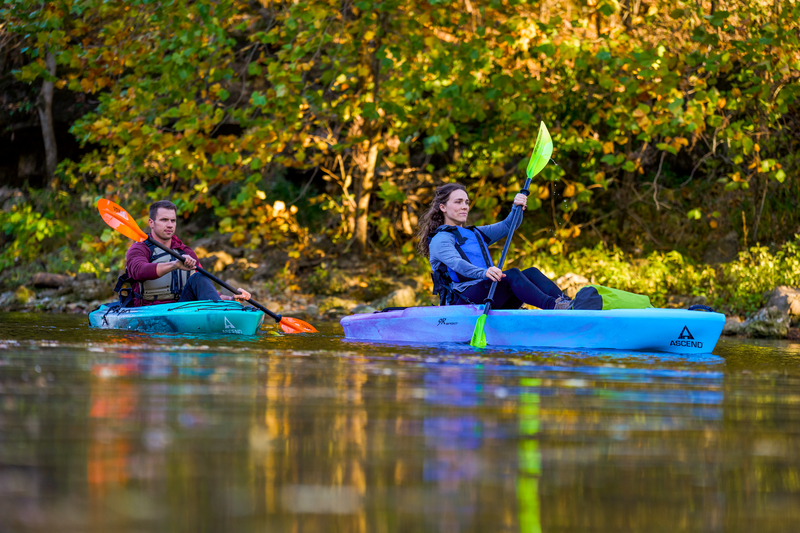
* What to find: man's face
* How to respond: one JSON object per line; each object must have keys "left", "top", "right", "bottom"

{"left": 149, "top": 208, "right": 177, "bottom": 241}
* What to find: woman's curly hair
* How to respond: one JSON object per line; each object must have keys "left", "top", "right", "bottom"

{"left": 415, "top": 182, "right": 467, "bottom": 258}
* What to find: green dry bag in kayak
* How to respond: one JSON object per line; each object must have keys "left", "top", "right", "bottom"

{"left": 572, "top": 284, "right": 653, "bottom": 310}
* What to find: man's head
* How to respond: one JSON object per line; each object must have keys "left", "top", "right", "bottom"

{"left": 148, "top": 200, "right": 178, "bottom": 242}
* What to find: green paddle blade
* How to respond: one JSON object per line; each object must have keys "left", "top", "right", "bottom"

{"left": 526, "top": 121, "right": 554, "bottom": 179}
{"left": 470, "top": 313, "right": 487, "bottom": 348}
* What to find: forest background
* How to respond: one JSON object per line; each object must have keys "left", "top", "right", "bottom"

{"left": 1, "top": 0, "right": 799, "bottom": 316}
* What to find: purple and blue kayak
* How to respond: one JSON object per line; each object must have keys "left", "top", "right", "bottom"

{"left": 340, "top": 305, "right": 725, "bottom": 354}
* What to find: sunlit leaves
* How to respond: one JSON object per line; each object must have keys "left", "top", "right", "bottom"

{"left": 3, "top": 0, "right": 799, "bottom": 264}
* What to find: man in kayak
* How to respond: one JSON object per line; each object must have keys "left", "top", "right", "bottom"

{"left": 123, "top": 200, "right": 251, "bottom": 307}
{"left": 416, "top": 183, "right": 572, "bottom": 310}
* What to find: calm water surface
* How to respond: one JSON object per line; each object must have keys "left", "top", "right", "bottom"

{"left": 1, "top": 312, "right": 799, "bottom": 532}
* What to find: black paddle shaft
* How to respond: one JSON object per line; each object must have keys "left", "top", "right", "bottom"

{"left": 482, "top": 185, "right": 532, "bottom": 311}
{"left": 146, "top": 237, "right": 282, "bottom": 323}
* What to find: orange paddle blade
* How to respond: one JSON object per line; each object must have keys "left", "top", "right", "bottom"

{"left": 97, "top": 198, "right": 148, "bottom": 242}
{"left": 279, "top": 317, "right": 317, "bottom": 333}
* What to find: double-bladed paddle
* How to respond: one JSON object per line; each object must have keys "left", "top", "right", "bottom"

{"left": 97, "top": 198, "right": 317, "bottom": 334}
{"left": 470, "top": 121, "right": 554, "bottom": 348}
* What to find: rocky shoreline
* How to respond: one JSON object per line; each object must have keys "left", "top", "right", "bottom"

{"left": 0, "top": 270, "right": 422, "bottom": 324}
{"left": 2, "top": 272, "right": 799, "bottom": 341}
{"left": 719, "top": 286, "right": 800, "bottom": 340}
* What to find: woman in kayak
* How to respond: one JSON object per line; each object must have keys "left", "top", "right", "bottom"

{"left": 417, "top": 183, "right": 572, "bottom": 310}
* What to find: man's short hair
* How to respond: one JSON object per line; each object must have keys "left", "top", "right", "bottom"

{"left": 149, "top": 200, "right": 178, "bottom": 221}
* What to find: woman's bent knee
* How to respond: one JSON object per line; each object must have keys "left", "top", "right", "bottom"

{"left": 522, "top": 267, "right": 543, "bottom": 276}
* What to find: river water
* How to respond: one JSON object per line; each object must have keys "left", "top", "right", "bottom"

{"left": 1, "top": 312, "right": 799, "bottom": 532}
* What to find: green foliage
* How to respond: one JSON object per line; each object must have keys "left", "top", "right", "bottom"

{"left": 718, "top": 241, "right": 800, "bottom": 313}
{"left": 393, "top": 242, "right": 430, "bottom": 278}
{"left": 351, "top": 275, "right": 394, "bottom": 302}
{"left": 306, "top": 262, "right": 348, "bottom": 296}
{"left": 523, "top": 245, "right": 718, "bottom": 307}
{"left": 1, "top": 0, "right": 799, "bottom": 289}
{"left": 0, "top": 186, "right": 129, "bottom": 287}
{"left": 0, "top": 194, "right": 72, "bottom": 270}
{"left": 510, "top": 237, "right": 800, "bottom": 316}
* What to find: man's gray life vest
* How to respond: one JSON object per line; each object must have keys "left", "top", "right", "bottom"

{"left": 140, "top": 242, "right": 190, "bottom": 301}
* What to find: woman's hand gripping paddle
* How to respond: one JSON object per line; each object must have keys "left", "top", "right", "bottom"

{"left": 470, "top": 121, "right": 553, "bottom": 348}
{"left": 97, "top": 199, "right": 317, "bottom": 334}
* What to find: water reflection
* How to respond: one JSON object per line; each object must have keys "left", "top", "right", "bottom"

{"left": 1, "top": 314, "right": 800, "bottom": 531}
{"left": 519, "top": 378, "right": 542, "bottom": 533}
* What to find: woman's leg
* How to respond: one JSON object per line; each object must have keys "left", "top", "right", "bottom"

{"left": 455, "top": 280, "right": 517, "bottom": 308}
{"left": 454, "top": 268, "right": 565, "bottom": 309}
{"left": 520, "top": 267, "right": 564, "bottom": 299}
{"left": 503, "top": 268, "right": 563, "bottom": 310}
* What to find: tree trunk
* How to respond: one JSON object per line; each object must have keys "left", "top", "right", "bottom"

{"left": 752, "top": 177, "right": 769, "bottom": 245}
{"left": 354, "top": 141, "right": 379, "bottom": 253}
{"left": 595, "top": 11, "right": 602, "bottom": 38}
{"left": 37, "top": 49, "right": 58, "bottom": 186}
{"left": 622, "top": 0, "right": 632, "bottom": 30}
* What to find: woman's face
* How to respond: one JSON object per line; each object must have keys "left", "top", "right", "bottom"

{"left": 439, "top": 189, "right": 470, "bottom": 226}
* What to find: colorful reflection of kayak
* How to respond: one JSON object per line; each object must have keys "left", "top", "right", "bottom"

{"left": 91, "top": 351, "right": 219, "bottom": 379}
{"left": 88, "top": 300, "right": 265, "bottom": 335}
{"left": 341, "top": 305, "right": 725, "bottom": 354}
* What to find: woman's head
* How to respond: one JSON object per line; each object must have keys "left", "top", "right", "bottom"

{"left": 415, "top": 183, "right": 468, "bottom": 258}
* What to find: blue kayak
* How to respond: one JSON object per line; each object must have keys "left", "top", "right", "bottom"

{"left": 89, "top": 300, "right": 265, "bottom": 335}
{"left": 340, "top": 305, "right": 725, "bottom": 354}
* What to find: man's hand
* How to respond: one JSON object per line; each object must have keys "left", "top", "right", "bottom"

{"left": 232, "top": 288, "right": 251, "bottom": 302}
{"left": 155, "top": 254, "right": 196, "bottom": 277}
{"left": 177, "top": 254, "right": 196, "bottom": 270}
{"left": 484, "top": 266, "right": 506, "bottom": 282}
{"left": 222, "top": 289, "right": 252, "bottom": 302}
